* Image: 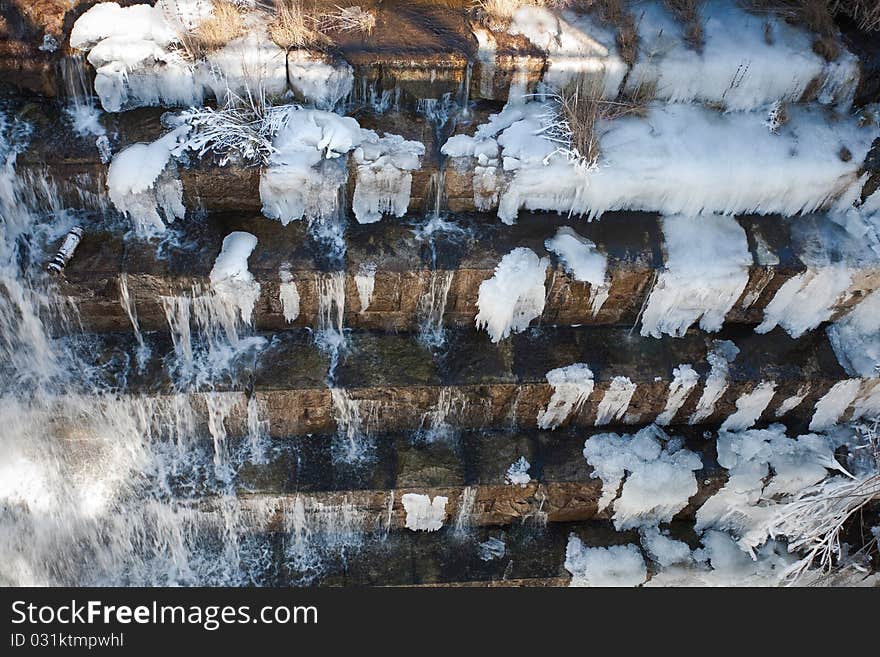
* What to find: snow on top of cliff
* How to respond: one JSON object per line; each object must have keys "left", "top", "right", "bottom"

{"left": 583, "top": 425, "right": 702, "bottom": 530}
{"left": 475, "top": 247, "right": 548, "bottom": 342}
{"left": 443, "top": 101, "right": 877, "bottom": 224}
{"left": 629, "top": 0, "right": 858, "bottom": 111}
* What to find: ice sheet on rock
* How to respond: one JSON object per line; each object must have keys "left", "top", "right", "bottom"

{"left": 696, "top": 425, "right": 844, "bottom": 554}
{"left": 851, "top": 380, "right": 880, "bottom": 421}
{"left": 720, "top": 381, "right": 777, "bottom": 432}
{"left": 478, "top": 536, "right": 506, "bottom": 561}
{"left": 443, "top": 101, "right": 876, "bottom": 224}
{"left": 505, "top": 457, "right": 531, "bottom": 486}
{"left": 210, "top": 231, "right": 260, "bottom": 326}
{"left": 402, "top": 493, "right": 447, "bottom": 532}
{"left": 475, "top": 247, "right": 548, "bottom": 342}
{"left": 354, "top": 263, "right": 376, "bottom": 313}
{"left": 582, "top": 425, "right": 702, "bottom": 530}
{"left": 641, "top": 214, "right": 752, "bottom": 338}
{"left": 537, "top": 363, "right": 594, "bottom": 430}
{"left": 278, "top": 266, "right": 300, "bottom": 323}
{"left": 352, "top": 133, "right": 425, "bottom": 224}
{"left": 756, "top": 266, "right": 853, "bottom": 338}
{"left": 809, "top": 379, "right": 862, "bottom": 431}
{"left": 565, "top": 536, "right": 647, "bottom": 587}
{"left": 202, "top": 30, "right": 289, "bottom": 103}
{"left": 260, "top": 110, "right": 361, "bottom": 225}
{"left": 628, "top": 1, "right": 858, "bottom": 111}
{"left": 828, "top": 290, "right": 880, "bottom": 378}
{"left": 656, "top": 365, "right": 699, "bottom": 426}
{"left": 106, "top": 127, "right": 190, "bottom": 237}
{"left": 594, "top": 376, "right": 637, "bottom": 426}
{"left": 285, "top": 50, "right": 354, "bottom": 110}
{"left": 690, "top": 340, "right": 740, "bottom": 424}
{"left": 507, "top": 6, "right": 628, "bottom": 96}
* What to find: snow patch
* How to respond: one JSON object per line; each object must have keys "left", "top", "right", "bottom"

{"left": 505, "top": 457, "right": 531, "bottom": 487}
{"left": 582, "top": 425, "right": 702, "bottom": 530}
{"left": 828, "top": 290, "right": 880, "bottom": 378}
{"left": 210, "top": 231, "right": 260, "bottom": 326}
{"left": 402, "top": 493, "right": 447, "bottom": 532}
{"left": 475, "top": 247, "right": 548, "bottom": 342}
{"left": 278, "top": 266, "right": 300, "bottom": 323}
{"left": 537, "top": 363, "right": 594, "bottom": 430}
{"left": 690, "top": 340, "right": 740, "bottom": 424}
{"left": 565, "top": 536, "right": 647, "bottom": 587}
{"left": 757, "top": 265, "right": 853, "bottom": 338}
{"left": 656, "top": 364, "right": 699, "bottom": 426}
{"left": 594, "top": 376, "right": 637, "bottom": 426}
{"left": 720, "top": 381, "right": 777, "bottom": 432}
{"left": 641, "top": 214, "right": 751, "bottom": 338}
{"left": 640, "top": 527, "right": 692, "bottom": 567}
{"left": 809, "top": 379, "right": 862, "bottom": 431}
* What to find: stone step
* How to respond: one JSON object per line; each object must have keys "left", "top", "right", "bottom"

{"left": 55, "top": 210, "right": 880, "bottom": 335}
{"left": 141, "top": 425, "right": 724, "bottom": 532}
{"left": 260, "top": 520, "right": 701, "bottom": 586}
{"left": 65, "top": 325, "right": 872, "bottom": 437}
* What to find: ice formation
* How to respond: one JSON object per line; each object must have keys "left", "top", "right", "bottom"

{"left": 352, "top": 135, "right": 425, "bottom": 224}
{"left": 70, "top": 2, "right": 353, "bottom": 112}
{"left": 106, "top": 127, "right": 189, "bottom": 236}
{"left": 640, "top": 527, "right": 692, "bottom": 568}
{"left": 475, "top": 247, "right": 548, "bottom": 342}
{"left": 402, "top": 493, "right": 448, "bottom": 532}
{"left": 594, "top": 376, "right": 637, "bottom": 426}
{"left": 544, "top": 226, "right": 609, "bottom": 315}
{"left": 354, "top": 263, "right": 376, "bottom": 312}
{"left": 443, "top": 101, "right": 876, "bottom": 224}
{"left": 582, "top": 426, "right": 702, "bottom": 529}
{"left": 278, "top": 266, "right": 300, "bottom": 323}
{"left": 656, "top": 365, "right": 699, "bottom": 426}
{"left": 536, "top": 363, "right": 594, "bottom": 430}
{"left": 690, "top": 341, "right": 740, "bottom": 424}
{"left": 209, "top": 231, "right": 260, "bottom": 326}
{"left": 756, "top": 265, "right": 853, "bottom": 338}
{"left": 828, "top": 290, "right": 880, "bottom": 378}
{"left": 775, "top": 385, "right": 811, "bottom": 418}
{"left": 260, "top": 110, "right": 423, "bottom": 226}
{"left": 641, "top": 214, "right": 752, "bottom": 338}
{"left": 564, "top": 536, "right": 647, "bottom": 587}
{"left": 720, "top": 381, "right": 777, "bottom": 432}
{"left": 809, "top": 379, "right": 862, "bottom": 431}
{"left": 505, "top": 457, "right": 531, "bottom": 487}
{"left": 478, "top": 537, "right": 506, "bottom": 561}
{"left": 696, "top": 425, "right": 845, "bottom": 554}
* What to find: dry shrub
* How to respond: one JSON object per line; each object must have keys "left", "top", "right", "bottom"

{"left": 193, "top": 1, "right": 247, "bottom": 52}
{"left": 579, "top": 1, "right": 640, "bottom": 67}
{"left": 474, "top": 0, "right": 549, "bottom": 30}
{"left": 665, "top": 0, "right": 705, "bottom": 52}
{"left": 547, "top": 72, "right": 648, "bottom": 167}
{"left": 269, "top": 0, "right": 328, "bottom": 49}
{"left": 318, "top": 5, "right": 377, "bottom": 35}
{"left": 829, "top": 0, "right": 880, "bottom": 30}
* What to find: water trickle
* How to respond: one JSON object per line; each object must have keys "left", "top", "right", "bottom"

{"left": 315, "top": 271, "right": 347, "bottom": 370}
{"left": 453, "top": 486, "right": 477, "bottom": 537}
{"left": 118, "top": 273, "right": 149, "bottom": 370}
{"left": 418, "top": 270, "right": 454, "bottom": 349}
{"left": 329, "top": 387, "right": 375, "bottom": 463}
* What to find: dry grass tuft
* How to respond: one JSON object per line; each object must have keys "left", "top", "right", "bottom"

{"left": 544, "top": 72, "right": 650, "bottom": 167}
{"left": 318, "top": 5, "right": 377, "bottom": 35}
{"left": 269, "top": 0, "right": 328, "bottom": 50}
{"left": 665, "top": 0, "right": 705, "bottom": 52}
{"left": 193, "top": 1, "right": 247, "bottom": 53}
{"left": 739, "top": 1, "right": 840, "bottom": 60}
{"left": 473, "top": 0, "right": 550, "bottom": 31}
{"left": 829, "top": 0, "right": 880, "bottom": 30}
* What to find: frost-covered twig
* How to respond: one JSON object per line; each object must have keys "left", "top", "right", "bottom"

{"left": 770, "top": 472, "right": 880, "bottom": 583}
{"left": 176, "top": 91, "right": 299, "bottom": 165}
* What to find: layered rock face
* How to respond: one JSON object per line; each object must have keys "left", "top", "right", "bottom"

{"left": 0, "top": 0, "right": 879, "bottom": 587}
